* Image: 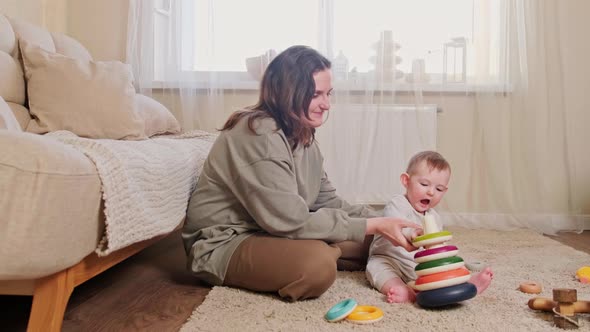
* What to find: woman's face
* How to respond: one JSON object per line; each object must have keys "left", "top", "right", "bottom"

{"left": 302, "top": 69, "right": 332, "bottom": 128}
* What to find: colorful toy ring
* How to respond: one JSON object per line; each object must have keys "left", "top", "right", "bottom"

{"left": 576, "top": 266, "right": 590, "bottom": 284}
{"left": 519, "top": 281, "right": 542, "bottom": 294}
{"left": 325, "top": 298, "right": 357, "bottom": 322}
{"left": 415, "top": 256, "right": 465, "bottom": 276}
{"left": 346, "top": 305, "right": 383, "bottom": 324}
{"left": 414, "top": 268, "right": 471, "bottom": 291}
{"left": 465, "top": 261, "right": 484, "bottom": 272}
{"left": 412, "top": 231, "right": 453, "bottom": 248}
{"left": 414, "top": 245, "right": 458, "bottom": 263}
{"left": 417, "top": 282, "right": 477, "bottom": 308}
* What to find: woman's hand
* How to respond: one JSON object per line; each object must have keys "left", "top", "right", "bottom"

{"left": 403, "top": 228, "right": 424, "bottom": 242}
{"left": 366, "top": 217, "right": 422, "bottom": 252}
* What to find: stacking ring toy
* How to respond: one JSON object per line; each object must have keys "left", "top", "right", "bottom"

{"left": 414, "top": 268, "right": 471, "bottom": 291}
{"left": 518, "top": 281, "right": 542, "bottom": 294}
{"left": 465, "top": 261, "right": 484, "bottom": 272}
{"left": 416, "top": 282, "right": 477, "bottom": 308}
{"left": 415, "top": 256, "right": 465, "bottom": 276}
{"left": 346, "top": 305, "right": 383, "bottom": 324}
{"left": 414, "top": 245, "right": 459, "bottom": 263}
{"left": 325, "top": 298, "right": 357, "bottom": 322}
{"left": 412, "top": 230, "right": 453, "bottom": 248}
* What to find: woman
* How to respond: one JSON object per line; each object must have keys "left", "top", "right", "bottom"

{"left": 182, "top": 45, "right": 419, "bottom": 301}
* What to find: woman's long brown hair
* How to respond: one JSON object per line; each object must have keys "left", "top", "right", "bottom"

{"left": 220, "top": 45, "right": 331, "bottom": 149}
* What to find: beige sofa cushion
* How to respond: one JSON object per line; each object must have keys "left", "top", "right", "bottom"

{"left": 0, "top": 96, "right": 21, "bottom": 131}
{"left": 136, "top": 94, "right": 181, "bottom": 136}
{"left": 20, "top": 40, "right": 146, "bottom": 140}
{"left": 51, "top": 32, "right": 92, "bottom": 61}
{"left": 6, "top": 102, "right": 31, "bottom": 130}
{"left": 0, "top": 131, "right": 103, "bottom": 279}
{"left": 0, "top": 15, "right": 26, "bottom": 105}
{"left": 9, "top": 16, "right": 56, "bottom": 54}
{"left": 0, "top": 14, "right": 16, "bottom": 54}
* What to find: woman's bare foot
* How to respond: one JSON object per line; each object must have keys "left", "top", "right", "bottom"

{"left": 380, "top": 277, "right": 416, "bottom": 303}
{"left": 469, "top": 267, "right": 494, "bottom": 294}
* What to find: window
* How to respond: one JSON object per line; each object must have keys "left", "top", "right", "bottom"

{"left": 153, "top": 0, "right": 502, "bottom": 89}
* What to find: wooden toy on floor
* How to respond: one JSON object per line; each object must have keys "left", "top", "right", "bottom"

{"left": 519, "top": 281, "right": 543, "bottom": 294}
{"left": 411, "top": 214, "right": 477, "bottom": 308}
{"left": 528, "top": 288, "right": 589, "bottom": 329}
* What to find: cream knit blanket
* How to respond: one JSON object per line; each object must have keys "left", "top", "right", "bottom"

{"left": 48, "top": 130, "right": 217, "bottom": 256}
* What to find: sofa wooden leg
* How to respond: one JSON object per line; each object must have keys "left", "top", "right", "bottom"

{"left": 27, "top": 269, "right": 74, "bottom": 332}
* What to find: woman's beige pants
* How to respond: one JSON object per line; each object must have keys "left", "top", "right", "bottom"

{"left": 223, "top": 234, "right": 373, "bottom": 301}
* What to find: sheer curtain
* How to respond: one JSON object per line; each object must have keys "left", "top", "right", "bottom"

{"left": 127, "top": 0, "right": 587, "bottom": 234}
{"left": 438, "top": 0, "right": 586, "bottom": 234}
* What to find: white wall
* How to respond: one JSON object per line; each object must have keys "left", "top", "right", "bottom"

{"left": 557, "top": 1, "right": 590, "bottom": 213}
{"left": 0, "top": 0, "right": 44, "bottom": 26}
{"left": 66, "top": 0, "right": 128, "bottom": 61}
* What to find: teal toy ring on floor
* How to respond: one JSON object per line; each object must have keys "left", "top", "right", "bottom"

{"left": 325, "top": 298, "right": 358, "bottom": 322}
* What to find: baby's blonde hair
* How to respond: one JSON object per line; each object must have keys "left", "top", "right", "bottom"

{"left": 406, "top": 151, "right": 450, "bottom": 175}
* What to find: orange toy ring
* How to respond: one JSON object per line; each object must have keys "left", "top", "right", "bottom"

{"left": 415, "top": 267, "right": 470, "bottom": 286}
{"left": 519, "top": 281, "right": 542, "bottom": 294}
{"left": 346, "top": 305, "right": 383, "bottom": 324}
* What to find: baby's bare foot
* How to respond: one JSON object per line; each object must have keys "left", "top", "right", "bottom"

{"left": 386, "top": 285, "right": 417, "bottom": 303}
{"left": 469, "top": 267, "right": 494, "bottom": 294}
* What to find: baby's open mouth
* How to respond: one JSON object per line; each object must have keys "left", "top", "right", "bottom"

{"left": 420, "top": 199, "right": 430, "bottom": 205}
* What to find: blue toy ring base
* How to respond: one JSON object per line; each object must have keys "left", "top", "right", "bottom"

{"left": 416, "top": 283, "right": 477, "bottom": 308}
{"left": 325, "top": 298, "right": 358, "bottom": 322}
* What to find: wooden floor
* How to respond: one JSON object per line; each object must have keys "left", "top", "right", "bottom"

{"left": 1, "top": 230, "right": 589, "bottom": 331}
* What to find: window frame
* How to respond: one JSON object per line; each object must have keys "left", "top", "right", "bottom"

{"left": 150, "top": 0, "right": 509, "bottom": 93}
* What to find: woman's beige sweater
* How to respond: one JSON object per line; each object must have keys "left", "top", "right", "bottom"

{"left": 182, "top": 115, "right": 376, "bottom": 285}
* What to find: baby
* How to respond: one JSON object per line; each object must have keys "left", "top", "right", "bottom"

{"left": 366, "top": 151, "right": 493, "bottom": 303}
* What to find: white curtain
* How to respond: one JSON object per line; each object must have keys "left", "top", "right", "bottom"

{"left": 127, "top": 0, "right": 588, "bottom": 234}
{"left": 439, "top": 0, "right": 587, "bottom": 234}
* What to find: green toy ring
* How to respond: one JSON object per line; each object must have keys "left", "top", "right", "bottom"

{"left": 415, "top": 256, "right": 465, "bottom": 276}
{"left": 412, "top": 231, "right": 452, "bottom": 247}
{"left": 325, "top": 298, "right": 358, "bottom": 322}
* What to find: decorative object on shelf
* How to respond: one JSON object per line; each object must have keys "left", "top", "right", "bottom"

{"left": 369, "top": 30, "right": 403, "bottom": 83}
{"left": 245, "top": 49, "right": 277, "bottom": 81}
{"left": 348, "top": 67, "right": 359, "bottom": 83}
{"left": 405, "top": 58, "right": 430, "bottom": 84}
{"left": 332, "top": 50, "right": 349, "bottom": 81}
{"left": 443, "top": 37, "right": 467, "bottom": 83}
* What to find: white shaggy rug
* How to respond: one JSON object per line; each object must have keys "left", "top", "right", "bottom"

{"left": 181, "top": 227, "right": 590, "bottom": 331}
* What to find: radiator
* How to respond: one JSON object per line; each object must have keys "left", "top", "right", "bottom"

{"left": 315, "top": 104, "right": 438, "bottom": 204}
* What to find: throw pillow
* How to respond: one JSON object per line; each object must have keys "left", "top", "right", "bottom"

{"left": 20, "top": 40, "right": 146, "bottom": 140}
{"left": 0, "top": 96, "right": 22, "bottom": 131}
{"left": 136, "top": 94, "right": 181, "bottom": 137}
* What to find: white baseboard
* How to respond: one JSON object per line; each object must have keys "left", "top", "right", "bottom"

{"left": 439, "top": 212, "right": 590, "bottom": 235}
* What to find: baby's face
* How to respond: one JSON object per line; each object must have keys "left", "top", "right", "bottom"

{"left": 403, "top": 161, "right": 450, "bottom": 213}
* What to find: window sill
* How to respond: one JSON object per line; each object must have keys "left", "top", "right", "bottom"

{"left": 150, "top": 71, "right": 511, "bottom": 94}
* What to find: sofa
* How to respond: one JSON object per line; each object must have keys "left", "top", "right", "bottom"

{"left": 0, "top": 13, "right": 213, "bottom": 331}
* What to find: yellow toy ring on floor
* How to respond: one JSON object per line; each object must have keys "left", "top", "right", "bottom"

{"left": 346, "top": 305, "right": 383, "bottom": 324}
{"left": 576, "top": 266, "right": 590, "bottom": 283}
